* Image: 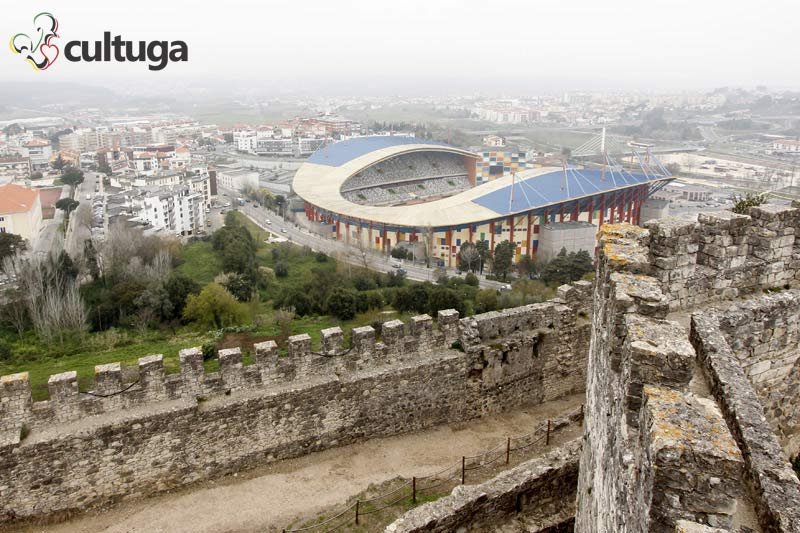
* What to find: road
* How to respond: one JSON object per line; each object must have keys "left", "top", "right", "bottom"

{"left": 217, "top": 188, "right": 506, "bottom": 290}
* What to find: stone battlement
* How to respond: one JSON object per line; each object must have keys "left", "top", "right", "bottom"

{"left": 642, "top": 203, "right": 800, "bottom": 310}
{"left": 0, "top": 311, "right": 458, "bottom": 439}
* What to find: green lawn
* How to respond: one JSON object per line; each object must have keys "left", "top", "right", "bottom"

{"left": 176, "top": 240, "right": 223, "bottom": 284}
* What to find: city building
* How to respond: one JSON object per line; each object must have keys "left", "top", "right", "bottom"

{"left": 217, "top": 167, "right": 259, "bottom": 191}
{"left": 0, "top": 183, "right": 43, "bottom": 245}
{"left": 0, "top": 157, "right": 31, "bottom": 184}
{"left": 773, "top": 139, "right": 800, "bottom": 153}
{"left": 131, "top": 185, "right": 206, "bottom": 236}
{"left": 19, "top": 139, "right": 52, "bottom": 171}
{"left": 482, "top": 135, "right": 506, "bottom": 147}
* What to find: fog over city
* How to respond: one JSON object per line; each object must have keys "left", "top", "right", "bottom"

{"left": 2, "top": 0, "right": 799, "bottom": 95}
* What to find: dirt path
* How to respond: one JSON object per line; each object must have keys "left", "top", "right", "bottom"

{"left": 18, "top": 394, "right": 583, "bottom": 533}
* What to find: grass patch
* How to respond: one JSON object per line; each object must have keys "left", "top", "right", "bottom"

{"left": 176, "top": 240, "right": 223, "bottom": 284}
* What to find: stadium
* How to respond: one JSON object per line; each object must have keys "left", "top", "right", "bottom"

{"left": 292, "top": 135, "right": 672, "bottom": 267}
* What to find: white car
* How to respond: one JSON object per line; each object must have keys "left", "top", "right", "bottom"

{"left": 281, "top": 228, "right": 288, "bottom": 233}
{"left": 265, "top": 219, "right": 272, "bottom": 225}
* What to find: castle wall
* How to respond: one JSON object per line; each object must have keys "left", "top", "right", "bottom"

{"left": 644, "top": 205, "right": 800, "bottom": 311}
{"left": 385, "top": 438, "right": 581, "bottom": 533}
{"left": 710, "top": 291, "right": 800, "bottom": 443}
{"left": 692, "top": 310, "right": 800, "bottom": 532}
{"left": 0, "top": 286, "right": 591, "bottom": 524}
{"left": 575, "top": 224, "right": 748, "bottom": 533}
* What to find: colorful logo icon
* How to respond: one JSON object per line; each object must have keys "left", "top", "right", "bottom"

{"left": 10, "top": 12, "right": 60, "bottom": 71}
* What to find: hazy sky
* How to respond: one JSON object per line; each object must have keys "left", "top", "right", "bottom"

{"left": 1, "top": 0, "right": 798, "bottom": 95}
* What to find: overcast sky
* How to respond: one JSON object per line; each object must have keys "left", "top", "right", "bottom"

{"left": 1, "top": 0, "right": 798, "bottom": 95}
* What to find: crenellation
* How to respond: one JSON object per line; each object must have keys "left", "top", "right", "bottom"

{"left": 0, "top": 372, "right": 31, "bottom": 438}
{"left": 138, "top": 354, "right": 166, "bottom": 400}
{"left": 179, "top": 347, "right": 205, "bottom": 397}
{"left": 409, "top": 314, "right": 433, "bottom": 351}
{"left": 93, "top": 362, "right": 123, "bottom": 395}
{"left": 351, "top": 325, "right": 376, "bottom": 367}
{"left": 47, "top": 371, "right": 79, "bottom": 422}
{"left": 218, "top": 348, "right": 245, "bottom": 390}
{"left": 436, "top": 309, "right": 460, "bottom": 345}
{"left": 381, "top": 319, "right": 406, "bottom": 361}
{"left": 320, "top": 326, "right": 344, "bottom": 355}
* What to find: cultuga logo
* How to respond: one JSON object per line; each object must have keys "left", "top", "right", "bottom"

{"left": 10, "top": 12, "right": 60, "bottom": 71}
{"left": 10, "top": 12, "right": 188, "bottom": 72}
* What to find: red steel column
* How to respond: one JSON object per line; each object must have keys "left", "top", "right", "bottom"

{"left": 526, "top": 213, "right": 532, "bottom": 255}
{"left": 508, "top": 216, "right": 514, "bottom": 245}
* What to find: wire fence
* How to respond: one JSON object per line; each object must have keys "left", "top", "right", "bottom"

{"left": 282, "top": 404, "right": 584, "bottom": 532}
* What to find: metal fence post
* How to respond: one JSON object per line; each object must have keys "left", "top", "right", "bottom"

{"left": 546, "top": 419, "right": 551, "bottom": 446}
{"left": 506, "top": 437, "right": 511, "bottom": 464}
{"left": 412, "top": 476, "right": 417, "bottom": 504}
{"left": 461, "top": 456, "right": 466, "bottom": 485}
{"left": 355, "top": 500, "right": 360, "bottom": 525}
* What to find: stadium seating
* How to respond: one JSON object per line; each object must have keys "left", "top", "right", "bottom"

{"left": 343, "top": 175, "right": 471, "bottom": 206}
{"left": 341, "top": 152, "right": 468, "bottom": 192}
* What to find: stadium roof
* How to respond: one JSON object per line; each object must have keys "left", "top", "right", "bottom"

{"left": 293, "top": 137, "right": 670, "bottom": 229}
{"left": 307, "top": 136, "right": 450, "bottom": 167}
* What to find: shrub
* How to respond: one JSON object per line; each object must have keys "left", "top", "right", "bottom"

{"left": 325, "top": 288, "right": 358, "bottom": 320}
{"left": 274, "top": 261, "right": 289, "bottom": 277}
{"left": 464, "top": 272, "right": 479, "bottom": 287}
{"left": 0, "top": 339, "right": 12, "bottom": 362}
{"left": 731, "top": 192, "right": 767, "bottom": 215}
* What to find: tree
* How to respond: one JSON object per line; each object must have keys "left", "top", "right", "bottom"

{"left": 428, "top": 286, "right": 465, "bottom": 317}
{"left": 458, "top": 242, "right": 481, "bottom": 273}
{"left": 475, "top": 240, "right": 489, "bottom": 274}
{"left": 325, "top": 288, "right": 358, "bottom": 320}
{"left": 183, "top": 283, "right": 248, "bottom": 329}
{"left": 464, "top": 272, "right": 479, "bottom": 287}
{"left": 30, "top": 171, "right": 43, "bottom": 180}
{"left": 60, "top": 166, "right": 84, "bottom": 187}
{"left": 540, "top": 248, "right": 594, "bottom": 286}
{"left": 516, "top": 254, "right": 537, "bottom": 280}
{"left": 55, "top": 198, "right": 80, "bottom": 215}
{"left": 97, "top": 161, "right": 112, "bottom": 176}
{"left": 475, "top": 288, "right": 498, "bottom": 313}
{"left": 274, "top": 261, "right": 289, "bottom": 277}
{"left": 0, "top": 233, "right": 27, "bottom": 268}
{"left": 492, "top": 240, "right": 516, "bottom": 281}
{"left": 275, "top": 195, "right": 286, "bottom": 218}
{"left": 52, "top": 154, "right": 67, "bottom": 171}
{"left": 165, "top": 272, "right": 200, "bottom": 319}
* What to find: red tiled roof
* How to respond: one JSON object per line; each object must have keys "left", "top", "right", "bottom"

{"left": 0, "top": 183, "right": 39, "bottom": 214}
{"left": 24, "top": 138, "right": 50, "bottom": 147}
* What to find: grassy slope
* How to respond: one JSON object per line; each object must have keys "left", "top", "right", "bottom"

{"left": 1, "top": 211, "right": 405, "bottom": 399}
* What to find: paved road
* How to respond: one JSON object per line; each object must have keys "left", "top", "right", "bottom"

{"left": 217, "top": 188, "right": 505, "bottom": 290}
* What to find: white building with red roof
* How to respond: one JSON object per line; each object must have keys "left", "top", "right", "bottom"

{"left": 20, "top": 138, "right": 52, "bottom": 171}
{"left": 0, "top": 183, "right": 42, "bottom": 245}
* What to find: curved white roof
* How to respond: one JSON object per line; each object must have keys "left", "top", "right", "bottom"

{"left": 293, "top": 137, "right": 669, "bottom": 228}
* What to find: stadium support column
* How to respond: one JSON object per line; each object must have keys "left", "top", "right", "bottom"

{"left": 588, "top": 197, "right": 594, "bottom": 224}
{"left": 446, "top": 229, "right": 453, "bottom": 268}
{"left": 572, "top": 201, "right": 579, "bottom": 221}
{"left": 336, "top": 220, "right": 341, "bottom": 240}
{"left": 345, "top": 222, "right": 350, "bottom": 245}
{"left": 609, "top": 192, "right": 615, "bottom": 224}
{"left": 625, "top": 190, "right": 632, "bottom": 223}
{"left": 468, "top": 224, "right": 474, "bottom": 244}
{"left": 489, "top": 222, "right": 495, "bottom": 251}
{"left": 599, "top": 195, "right": 605, "bottom": 227}
{"left": 559, "top": 205, "right": 565, "bottom": 222}
{"left": 508, "top": 216, "right": 514, "bottom": 247}
{"left": 618, "top": 190, "right": 625, "bottom": 222}
{"left": 526, "top": 213, "right": 532, "bottom": 256}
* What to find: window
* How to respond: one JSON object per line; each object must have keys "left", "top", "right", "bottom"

{"left": 0, "top": 228, "right": 5, "bottom": 233}
{"left": 0, "top": 217, "right": 4, "bottom": 221}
